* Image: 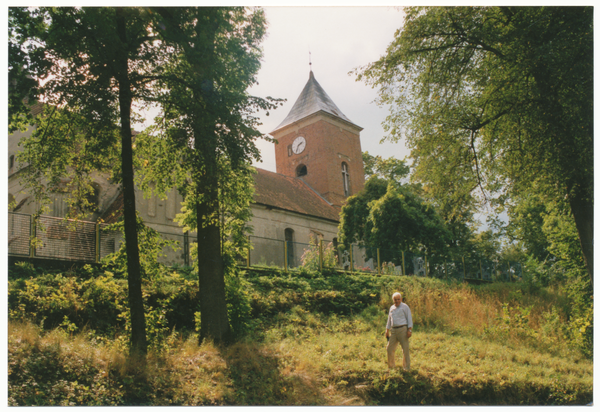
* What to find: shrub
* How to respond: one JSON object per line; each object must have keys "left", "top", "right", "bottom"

{"left": 100, "top": 215, "right": 177, "bottom": 280}
{"left": 300, "top": 238, "right": 337, "bottom": 270}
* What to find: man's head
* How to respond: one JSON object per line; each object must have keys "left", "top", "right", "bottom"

{"left": 392, "top": 292, "right": 402, "bottom": 306}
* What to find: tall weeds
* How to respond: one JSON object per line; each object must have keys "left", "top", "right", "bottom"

{"left": 8, "top": 264, "right": 593, "bottom": 405}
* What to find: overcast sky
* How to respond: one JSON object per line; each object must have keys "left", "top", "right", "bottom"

{"left": 248, "top": 6, "right": 408, "bottom": 172}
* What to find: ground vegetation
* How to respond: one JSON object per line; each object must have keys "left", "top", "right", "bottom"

{"left": 8, "top": 262, "right": 592, "bottom": 406}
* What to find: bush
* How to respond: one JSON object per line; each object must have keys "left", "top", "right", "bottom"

{"left": 7, "top": 262, "right": 594, "bottom": 406}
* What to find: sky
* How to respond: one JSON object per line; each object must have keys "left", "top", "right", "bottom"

{"left": 248, "top": 6, "right": 408, "bottom": 172}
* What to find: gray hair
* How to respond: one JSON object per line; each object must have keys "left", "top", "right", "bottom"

{"left": 392, "top": 292, "right": 402, "bottom": 300}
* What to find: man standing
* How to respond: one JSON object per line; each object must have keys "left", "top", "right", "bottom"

{"left": 385, "top": 292, "right": 413, "bottom": 370}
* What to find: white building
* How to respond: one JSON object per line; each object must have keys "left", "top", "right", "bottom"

{"left": 9, "top": 71, "right": 368, "bottom": 269}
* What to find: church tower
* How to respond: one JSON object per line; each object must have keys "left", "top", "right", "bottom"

{"left": 270, "top": 70, "right": 365, "bottom": 209}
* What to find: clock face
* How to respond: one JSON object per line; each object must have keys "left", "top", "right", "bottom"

{"left": 292, "top": 136, "right": 306, "bottom": 154}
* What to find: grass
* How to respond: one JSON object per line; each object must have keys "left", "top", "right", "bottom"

{"left": 7, "top": 266, "right": 594, "bottom": 406}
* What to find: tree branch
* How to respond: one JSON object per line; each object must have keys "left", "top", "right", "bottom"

{"left": 469, "top": 129, "right": 488, "bottom": 202}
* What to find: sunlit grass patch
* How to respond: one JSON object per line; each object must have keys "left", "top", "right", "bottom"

{"left": 256, "top": 305, "right": 593, "bottom": 405}
{"left": 8, "top": 266, "right": 594, "bottom": 406}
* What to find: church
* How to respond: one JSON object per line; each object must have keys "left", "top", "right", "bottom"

{"left": 8, "top": 70, "right": 367, "bottom": 268}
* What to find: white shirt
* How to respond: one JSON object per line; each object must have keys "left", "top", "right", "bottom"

{"left": 386, "top": 302, "right": 413, "bottom": 330}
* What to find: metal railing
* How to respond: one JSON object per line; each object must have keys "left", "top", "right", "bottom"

{"left": 245, "top": 236, "right": 522, "bottom": 282}
{"left": 8, "top": 212, "right": 196, "bottom": 267}
{"left": 8, "top": 212, "right": 522, "bottom": 282}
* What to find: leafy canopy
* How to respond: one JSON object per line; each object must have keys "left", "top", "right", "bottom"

{"left": 339, "top": 154, "right": 450, "bottom": 262}
{"left": 356, "top": 6, "right": 593, "bottom": 281}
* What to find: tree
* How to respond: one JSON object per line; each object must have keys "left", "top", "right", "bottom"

{"left": 135, "top": 7, "right": 280, "bottom": 343}
{"left": 339, "top": 155, "right": 450, "bottom": 263}
{"left": 8, "top": 8, "right": 46, "bottom": 133}
{"left": 362, "top": 151, "right": 410, "bottom": 182}
{"left": 9, "top": 7, "right": 168, "bottom": 354}
{"left": 367, "top": 184, "right": 451, "bottom": 260}
{"left": 338, "top": 177, "right": 388, "bottom": 248}
{"left": 505, "top": 191, "right": 553, "bottom": 262}
{"left": 357, "top": 7, "right": 593, "bottom": 284}
{"left": 469, "top": 230, "right": 502, "bottom": 262}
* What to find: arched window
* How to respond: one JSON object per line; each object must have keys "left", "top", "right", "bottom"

{"left": 284, "top": 228, "right": 295, "bottom": 267}
{"left": 342, "top": 162, "right": 350, "bottom": 196}
{"left": 296, "top": 164, "right": 307, "bottom": 177}
{"left": 147, "top": 183, "right": 157, "bottom": 217}
{"left": 166, "top": 188, "right": 178, "bottom": 220}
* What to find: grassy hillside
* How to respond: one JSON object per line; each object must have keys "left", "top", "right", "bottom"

{"left": 8, "top": 262, "right": 593, "bottom": 405}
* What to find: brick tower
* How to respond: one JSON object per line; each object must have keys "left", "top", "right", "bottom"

{"left": 270, "top": 70, "right": 365, "bottom": 209}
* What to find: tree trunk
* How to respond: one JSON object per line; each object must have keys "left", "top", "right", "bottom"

{"left": 195, "top": 166, "right": 231, "bottom": 344}
{"left": 115, "top": 9, "right": 147, "bottom": 355}
{"left": 192, "top": 7, "right": 231, "bottom": 345}
{"left": 569, "top": 193, "right": 594, "bottom": 287}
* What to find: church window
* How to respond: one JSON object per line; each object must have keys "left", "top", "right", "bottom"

{"left": 9, "top": 155, "right": 14, "bottom": 170}
{"left": 166, "top": 188, "right": 177, "bottom": 220}
{"left": 342, "top": 162, "right": 350, "bottom": 196}
{"left": 148, "top": 195, "right": 157, "bottom": 217}
{"left": 309, "top": 230, "right": 323, "bottom": 244}
{"left": 284, "top": 228, "right": 295, "bottom": 267}
{"left": 52, "top": 194, "right": 66, "bottom": 217}
{"left": 296, "top": 164, "right": 307, "bottom": 177}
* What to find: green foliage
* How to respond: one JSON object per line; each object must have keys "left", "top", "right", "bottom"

{"left": 245, "top": 268, "right": 384, "bottom": 323}
{"left": 469, "top": 230, "right": 502, "bottom": 262}
{"left": 9, "top": 7, "right": 160, "bottom": 220}
{"left": 8, "top": 327, "right": 125, "bottom": 406}
{"left": 541, "top": 201, "right": 586, "bottom": 272}
{"left": 362, "top": 152, "right": 410, "bottom": 183}
{"left": 339, "top": 177, "right": 451, "bottom": 261}
{"left": 10, "top": 261, "right": 40, "bottom": 279}
{"left": 9, "top": 270, "right": 127, "bottom": 335}
{"left": 357, "top": 6, "right": 593, "bottom": 280}
{"left": 505, "top": 192, "right": 553, "bottom": 261}
{"left": 483, "top": 302, "right": 536, "bottom": 340}
{"left": 504, "top": 193, "right": 591, "bottom": 355}
{"left": 224, "top": 265, "right": 255, "bottom": 339}
{"left": 569, "top": 301, "right": 593, "bottom": 358}
{"left": 133, "top": 6, "right": 281, "bottom": 234}
{"left": 9, "top": 6, "right": 176, "bottom": 353}
{"left": 299, "top": 237, "right": 337, "bottom": 271}
{"left": 8, "top": 8, "right": 46, "bottom": 133}
{"left": 131, "top": 7, "right": 283, "bottom": 342}
{"left": 505, "top": 192, "right": 586, "bottom": 286}
{"left": 15, "top": 106, "right": 121, "bottom": 220}
{"left": 338, "top": 177, "right": 388, "bottom": 246}
{"left": 100, "top": 214, "right": 178, "bottom": 280}
{"left": 369, "top": 184, "right": 450, "bottom": 257}
{"left": 7, "top": 263, "right": 593, "bottom": 405}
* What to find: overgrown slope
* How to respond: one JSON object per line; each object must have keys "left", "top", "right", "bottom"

{"left": 8, "top": 262, "right": 593, "bottom": 405}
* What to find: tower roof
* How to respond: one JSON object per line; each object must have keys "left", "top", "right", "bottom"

{"left": 272, "top": 71, "right": 361, "bottom": 132}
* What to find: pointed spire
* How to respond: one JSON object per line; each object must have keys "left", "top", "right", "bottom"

{"left": 273, "top": 71, "right": 360, "bottom": 132}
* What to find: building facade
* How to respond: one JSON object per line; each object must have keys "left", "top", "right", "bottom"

{"left": 9, "top": 70, "right": 367, "bottom": 268}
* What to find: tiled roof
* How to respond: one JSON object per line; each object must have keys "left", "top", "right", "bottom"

{"left": 253, "top": 168, "right": 340, "bottom": 222}
{"left": 273, "top": 71, "right": 360, "bottom": 132}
